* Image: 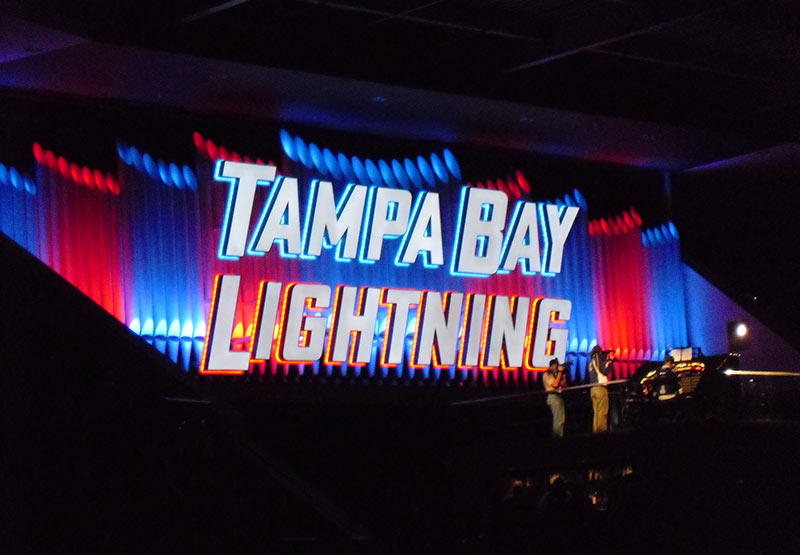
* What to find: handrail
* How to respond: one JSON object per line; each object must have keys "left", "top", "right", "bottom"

{"left": 449, "top": 379, "right": 629, "bottom": 406}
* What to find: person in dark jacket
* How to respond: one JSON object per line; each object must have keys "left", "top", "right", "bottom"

{"left": 588, "top": 345, "right": 613, "bottom": 432}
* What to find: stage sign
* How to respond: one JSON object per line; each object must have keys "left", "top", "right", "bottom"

{"left": 201, "top": 161, "right": 579, "bottom": 374}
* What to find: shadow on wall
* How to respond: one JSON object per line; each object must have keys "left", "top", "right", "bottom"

{"left": 683, "top": 265, "right": 800, "bottom": 371}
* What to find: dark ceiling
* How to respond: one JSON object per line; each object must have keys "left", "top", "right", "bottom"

{"left": 6, "top": 0, "right": 800, "bottom": 142}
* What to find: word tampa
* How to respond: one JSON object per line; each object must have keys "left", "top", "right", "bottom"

{"left": 202, "top": 161, "right": 578, "bottom": 372}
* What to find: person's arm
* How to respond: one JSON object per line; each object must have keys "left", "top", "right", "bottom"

{"left": 555, "top": 367, "right": 567, "bottom": 388}
{"left": 543, "top": 372, "right": 556, "bottom": 392}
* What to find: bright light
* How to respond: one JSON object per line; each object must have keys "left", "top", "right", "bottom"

{"left": 723, "top": 368, "right": 733, "bottom": 376}
{"left": 736, "top": 323, "right": 748, "bottom": 337}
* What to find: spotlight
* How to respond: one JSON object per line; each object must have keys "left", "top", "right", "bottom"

{"left": 726, "top": 320, "right": 750, "bottom": 353}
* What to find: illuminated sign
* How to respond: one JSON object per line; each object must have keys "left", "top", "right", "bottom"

{"left": 202, "top": 161, "right": 579, "bottom": 374}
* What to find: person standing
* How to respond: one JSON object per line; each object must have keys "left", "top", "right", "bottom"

{"left": 543, "top": 358, "right": 567, "bottom": 437}
{"left": 588, "top": 346, "right": 613, "bottom": 432}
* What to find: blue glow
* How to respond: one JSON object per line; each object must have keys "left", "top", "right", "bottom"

{"left": 358, "top": 185, "right": 378, "bottom": 265}
{"left": 280, "top": 129, "right": 296, "bottom": 161}
{"left": 299, "top": 178, "right": 321, "bottom": 260}
{"left": 417, "top": 156, "right": 436, "bottom": 187}
{"left": 476, "top": 235, "right": 488, "bottom": 258}
{"left": 131, "top": 146, "right": 144, "bottom": 172}
{"left": 404, "top": 158, "right": 423, "bottom": 190}
{"left": 9, "top": 167, "right": 20, "bottom": 189}
{"left": 539, "top": 203, "right": 563, "bottom": 277}
{"left": 323, "top": 148, "right": 342, "bottom": 180}
{"left": 158, "top": 160, "right": 170, "bottom": 186}
{"left": 295, "top": 136, "right": 311, "bottom": 169}
{"left": 141, "top": 319, "right": 155, "bottom": 337}
{"left": 170, "top": 163, "right": 183, "bottom": 189}
{"left": 641, "top": 232, "right": 650, "bottom": 247}
{"left": 183, "top": 165, "right": 198, "bottom": 191}
{"left": 449, "top": 186, "right": 489, "bottom": 278}
{"left": 394, "top": 191, "right": 438, "bottom": 269}
{"left": 351, "top": 156, "right": 368, "bottom": 185}
{"left": 332, "top": 183, "right": 359, "bottom": 263}
{"left": 338, "top": 153, "right": 355, "bottom": 183}
{"left": 247, "top": 176, "right": 297, "bottom": 258}
{"left": 181, "top": 321, "right": 195, "bottom": 338}
{"left": 443, "top": 148, "right": 461, "bottom": 181}
{"left": 143, "top": 153, "right": 157, "bottom": 180}
{"left": 214, "top": 159, "right": 242, "bottom": 261}
{"left": 573, "top": 189, "right": 587, "bottom": 209}
{"left": 365, "top": 158, "right": 382, "bottom": 187}
{"left": 0, "top": 163, "right": 7, "bottom": 185}
{"left": 168, "top": 320, "right": 181, "bottom": 339}
{"left": 129, "top": 318, "right": 141, "bottom": 335}
{"left": 309, "top": 143, "right": 326, "bottom": 174}
{"left": 24, "top": 178, "right": 36, "bottom": 195}
{"left": 668, "top": 221, "right": 679, "bottom": 240}
{"left": 430, "top": 153, "right": 448, "bottom": 183}
{"left": 498, "top": 201, "right": 536, "bottom": 275}
{"left": 155, "top": 319, "right": 168, "bottom": 339}
{"left": 392, "top": 159, "right": 410, "bottom": 189}
{"left": 116, "top": 142, "right": 132, "bottom": 165}
{"left": 379, "top": 160, "right": 397, "bottom": 188}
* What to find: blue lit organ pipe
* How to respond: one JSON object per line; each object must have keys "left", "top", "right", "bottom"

{"left": 0, "top": 163, "right": 38, "bottom": 257}
{"left": 278, "top": 129, "right": 462, "bottom": 190}
{"left": 117, "top": 143, "right": 203, "bottom": 367}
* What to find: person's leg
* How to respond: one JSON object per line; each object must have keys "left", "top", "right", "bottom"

{"left": 596, "top": 387, "right": 609, "bottom": 432}
{"left": 591, "top": 387, "right": 601, "bottom": 432}
{"left": 552, "top": 395, "right": 565, "bottom": 437}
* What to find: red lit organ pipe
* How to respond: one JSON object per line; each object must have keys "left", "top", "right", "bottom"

{"left": 277, "top": 139, "right": 601, "bottom": 387}
{"left": 0, "top": 131, "right": 691, "bottom": 385}
{"left": 29, "top": 145, "right": 126, "bottom": 323}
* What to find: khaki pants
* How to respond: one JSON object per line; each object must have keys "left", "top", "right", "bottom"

{"left": 546, "top": 393, "right": 565, "bottom": 437}
{"left": 591, "top": 385, "right": 609, "bottom": 433}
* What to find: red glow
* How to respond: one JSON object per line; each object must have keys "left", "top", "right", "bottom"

{"left": 32, "top": 143, "right": 44, "bottom": 164}
{"left": 200, "top": 274, "right": 246, "bottom": 375}
{"left": 206, "top": 139, "right": 218, "bottom": 161}
{"left": 457, "top": 293, "right": 478, "bottom": 370}
{"left": 70, "top": 163, "right": 81, "bottom": 184}
{"left": 323, "top": 285, "right": 346, "bottom": 366}
{"left": 94, "top": 169, "right": 106, "bottom": 192}
{"left": 273, "top": 283, "right": 327, "bottom": 365}
{"left": 409, "top": 289, "right": 433, "bottom": 370}
{"left": 192, "top": 131, "right": 205, "bottom": 151}
{"left": 515, "top": 171, "right": 530, "bottom": 193}
{"left": 495, "top": 179, "right": 508, "bottom": 196}
{"left": 107, "top": 174, "right": 120, "bottom": 195}
{"left": 523, "top": 297, "right": 545, "bottom": 371}
{"left": 249, "top": 280, "right": 270, "bottom": 362}
{"left": 82, "top": 167, "right": 94, "bottom": 189}
{"left": 57, "top": 157, "right": 69, "bottom": 179}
